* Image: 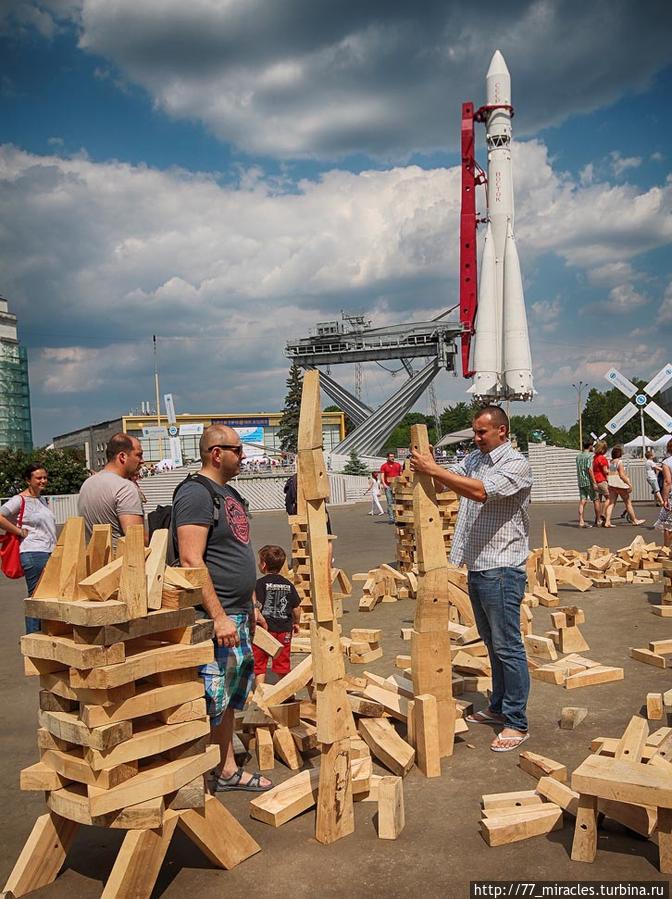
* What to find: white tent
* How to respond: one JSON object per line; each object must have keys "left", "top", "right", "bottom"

{"left": 652, "top": 433, "right": 672, "bottom": 448}
{"left": 623, "top": 435, "right": 656, "bottom": 449}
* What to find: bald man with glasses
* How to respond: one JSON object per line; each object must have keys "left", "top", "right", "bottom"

{"left": 173, "top": 425, "right": 271, "bottom": 792}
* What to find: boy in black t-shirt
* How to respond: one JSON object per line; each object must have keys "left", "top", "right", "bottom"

{"left": 252, "top": 545, "right": 301, "bottom": 684}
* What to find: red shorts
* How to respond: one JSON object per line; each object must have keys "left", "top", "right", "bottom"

{"left": 252, "top": 630, "right": 292, "bottom": 676}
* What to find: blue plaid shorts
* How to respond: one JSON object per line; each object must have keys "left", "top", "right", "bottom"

{"left": 198, "top": 613, "right": 254, "bottom": 725}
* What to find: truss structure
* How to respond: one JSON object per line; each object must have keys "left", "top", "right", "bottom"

{"left": 286, "top": 312, "right": 461, "bottom": 455}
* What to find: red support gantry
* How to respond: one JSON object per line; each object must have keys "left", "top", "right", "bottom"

{"left": 459, "top": 102, "right": 485, "bottom": 379}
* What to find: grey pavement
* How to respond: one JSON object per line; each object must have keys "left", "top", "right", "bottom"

{"left": 0, "top": 500, "right": 670, "bottom": 897}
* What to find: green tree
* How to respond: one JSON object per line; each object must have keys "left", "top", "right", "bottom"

{"left": 581, "top": 381, "right": 665, "bottom": 447}
{"left": 509, "top": 415, "right": 573, "bottom": 452}
{"left": 0, "top": 447, "right": 88, "bottom": 496}
{"left": 439, "top": 401, "right": 480, "bottom": 434}
{"left": 277, "top": 362, "right": 304, "bottom": 454}
{"left": 383, "top": 412, "right": 435, "bottom": 454}
{"left": 343, "top": 449, "right": 369, "bottom": 475}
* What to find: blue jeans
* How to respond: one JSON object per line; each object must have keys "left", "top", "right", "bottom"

{"left": 385, "top": 485, "right": 395, "bottom": 522}
{"left": 468, "top": 567, "right": 530, "bottom": 733}
{"left": 21, "top": 551, "right": 50, "bottom": 633}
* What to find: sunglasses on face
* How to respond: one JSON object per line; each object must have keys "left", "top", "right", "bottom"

{"left": 207, "top": 444, "right": 244, "bottom": 457}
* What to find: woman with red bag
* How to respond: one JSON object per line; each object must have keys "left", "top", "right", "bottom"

{"left": 0, "top": 463, "right": 56, "bottom": 633}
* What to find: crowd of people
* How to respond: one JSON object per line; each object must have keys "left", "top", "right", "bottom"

{"left": 574, "top": 437, "right": 671, "bottom": 529}
{"left": 4, "top": 409, "right": 671, "bottom": 789}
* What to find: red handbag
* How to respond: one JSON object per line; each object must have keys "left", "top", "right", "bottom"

{"left": 0, "top": 495, "right": 25, "bottom": 579}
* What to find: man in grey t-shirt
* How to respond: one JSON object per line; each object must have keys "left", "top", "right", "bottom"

{"left": 78, "top": 433, "right": 145, "bottom": 541}
{"left": 175, "top": 424, "right": 270, "bottom": 793}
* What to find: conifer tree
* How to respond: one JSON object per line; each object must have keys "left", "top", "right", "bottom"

{"left": 277, "top": 362, "right": 304, "bottom": 453}
{"left": 343, "top": 449, "right": 369, "bottom": 476}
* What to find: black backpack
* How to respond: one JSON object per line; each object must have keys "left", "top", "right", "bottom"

{"left": 148, "top": 473, "right": 221, "bottom": 565}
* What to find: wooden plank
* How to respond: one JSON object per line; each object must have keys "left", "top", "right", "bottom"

{"left": 20, "top": 633, "right": 125, "bottom": 669}
{"left": 253, "top": 627, "right": 283, "bottom": 659}
{"left": 59, "top": 517, "right": 88, "bottom": 601}
{"left": 145, "top": 529, "right": 168, "bottom": 610}
{"left": 519, "top": 750, "right": 567, "bottom": 783}
{"left": 560, "top": 707, "right": 588, "bottom": 730}
{"left": 100, "top": 812, "right": 179, "bottom": 899}
{"left": 69, "top": 640, "right": 214, "bottom": 689}
{"left": 20, "top": 761, "right": 70, "bottom": 791}
{"left": 159, "top": 698, "right": 207, "bottom": 724}
{"left": 564, "top": 666, "right": 624, "bottom": 690}
{"left": 3, "top": 812, "right": 79, "bottom": 897}
{"left": 535, "top": 777, "right": 580, "bottom": 816}
{"left": 311, "top": 620, "right": 345, "bottom": 684}
{"left": 481, "top": 806, "right": 563, "bottom": 847}
{"left": 315, "top": 738, "right": 354, "bottom": 845}
{"left": 315, "top": 681, "right": 357, "bottom": 743}
{"left": 570, "top": 794, "right": 598, "bottom": 862}
{"left": 86, "top": 718, "right": 210, "bottom": 770}
{"left": 255, "top": 727, "right": 275, "bottom": 771}
{"left": 24, "top": 597, "right": 129, "bottom": 626}
{"left": 571, "top": 754, "right": 672, "bottom": 808}
{"left": 377, "top": 776, "right": 405, "bottom": 839}
{"left": 119, "top": 524, "right": 148, "bottom": 618}
{"left": 177, "top": 795, "right": 261, "bottom": 869}
{"left": 79, "top": 556, "right": 125, "bottom": 601}
{"left": 362, "top": 684, "right": 408, "bottom": 722}
{"left": 89, "top": 745, "right": 219, "bottom": 816}
{"left": 39, "top": 710, "right": 131, "bottom": 751}
{"left": 87, "top": 524, "right": 112, "bottom": 575}
{"left": 414, "top": 694, "right": 441, "bottom": 778}
{"left": 273, "top": 727, "right": 302, "bottom": 770}
{"left": 481, "top": 790, "right": 541, "bottom": 811}
{"left": 72, "top": 607, "right": 196, "bottom": 646}
{"left": 41, "top": 749, "right": 138, "bottom": 789}
{"left": 630, "top": 647, "right": 667, "bottom": 668}
{"left": 357, "top": 718, "right": 415, "bottom": 777}
{"left": 250, "top": 768, "right": 320, "bottom": 826}
{"left": 39, "top": 672, "right": 135, "bottom": 708}
{"left": 524, "top": 634, "right": 557, "bottom": 661}
{"left": 614, "top": 716, "right": 649, "bottom": 763}
{"left": 262, "top": 654, "right": 313, "bottom": 706}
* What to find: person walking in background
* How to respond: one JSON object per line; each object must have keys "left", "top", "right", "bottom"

{"left": 380, "top": 452, "right": 402, "bottom": 524}
{"left": 603, "top": 446, "right": 645, "bottom": 527}
{"left": 575, "top": 438, "right": 599, "bottom": 527}
{"left": 592, "top": 440, "right": 609, "bottom": 526}
{"left": 365, "top": 471, "right": 385, "bottom": 516}
{"left": 655, "top": 439, "right": 672, "bottom": 548}
{"left": 645, "top": 449, "right": 663, "bottom": 506}
{"left": 0, "top": 463, "right": 57, "bottom": 632}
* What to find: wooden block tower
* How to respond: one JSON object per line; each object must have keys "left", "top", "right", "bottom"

{"left": 409, "top": 424, "right": 457, "bottom": 774}
{"left": 298, "top": 370, "right": 359, "bottom": 844}
{"left": 4, "top": 518, "right": 260, "bottom": 898}
{"left": 393, "top": 462, "right": 459, "bottom": 573}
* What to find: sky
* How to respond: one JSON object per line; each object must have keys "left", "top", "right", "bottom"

{"left": 1, "top": 0, "right": 672, "bottom": 446}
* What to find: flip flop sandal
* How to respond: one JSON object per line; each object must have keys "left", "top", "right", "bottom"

{"left": 465, "top": 710, "right": 505, "bottom": 725}
{"left": 212, "top": 767, "right": 272, "bottom": 792}
{"left": 490, "top": 732, "right": 529, "bottom": 753}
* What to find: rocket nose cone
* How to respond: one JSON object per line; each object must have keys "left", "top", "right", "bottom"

{"left": 487, "top": 49, "right": 510, "bottom": 78}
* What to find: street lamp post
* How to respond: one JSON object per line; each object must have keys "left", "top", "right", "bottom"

{"left": 572, "top": 381, "right": 586, "bottom": 449}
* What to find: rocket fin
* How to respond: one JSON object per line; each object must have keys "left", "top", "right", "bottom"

{"left": 502, "top": 224, "right": 534, "bottom": 399}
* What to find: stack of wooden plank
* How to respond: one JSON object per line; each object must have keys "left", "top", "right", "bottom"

{"left": 571, "top": 716, "right": 672, "bottom": 872}
{"left": 630, "top": 639, "right": 672, "bottom": 669}
{"left": 529, "top": 532, "right": 669, "bottom": 611}
{"left": 354, "top": 563, "right": 414, "bottom": 611}
{"left": 8, "top": 517, "right": 260, "bottom": 897}
{"left": 288, "top": 515, "right": 311, "bottom": 608}
{"left": 530, "top": 653, "right": 624, "bottom": 689}
{"left": 645, "top": 689, "right": 672, "bottom": 721}
{"left": 392, "top": 465, "right": 459, "bottom": 573}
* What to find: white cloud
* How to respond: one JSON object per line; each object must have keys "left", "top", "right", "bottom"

{"left": 1, "top": 140, "right": 671, "bottom": 440}
{"left": 49, "top": 0, "right": 671, "bottom": 159}
{"left": 657, "top": 282, "right": 672, "bottom": 325}
{"left": 610, "top": 151, "right": 642, "bottom": 177}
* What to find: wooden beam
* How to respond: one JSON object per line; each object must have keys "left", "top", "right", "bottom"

{"left": 145, "top": 529, "right": 168, "bottom": 610}
{"left": 377, "top": 776, "right": 405, "bottom": 839}
{"left": 315, "top": 739, "right": 354, "bottom": 844}
{"left": 2, "top": 812, "right": 78, "bottom": 897}
{"left": 119, "top": 524, "right": 148, "bottom": 618}
{"left": 100, "top": 812, "right": 179, "bottom": 899}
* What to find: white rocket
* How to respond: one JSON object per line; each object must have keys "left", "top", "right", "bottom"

{"left": 468, "top": 50, "right": 534, "bottom": 401}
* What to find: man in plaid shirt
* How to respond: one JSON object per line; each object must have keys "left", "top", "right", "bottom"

{"left": 410, "top": 405, "right": 532, "bottom": 752}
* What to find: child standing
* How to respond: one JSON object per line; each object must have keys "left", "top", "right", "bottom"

{"left": 252, "top": 545, "right": 301, "bottom": 684}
